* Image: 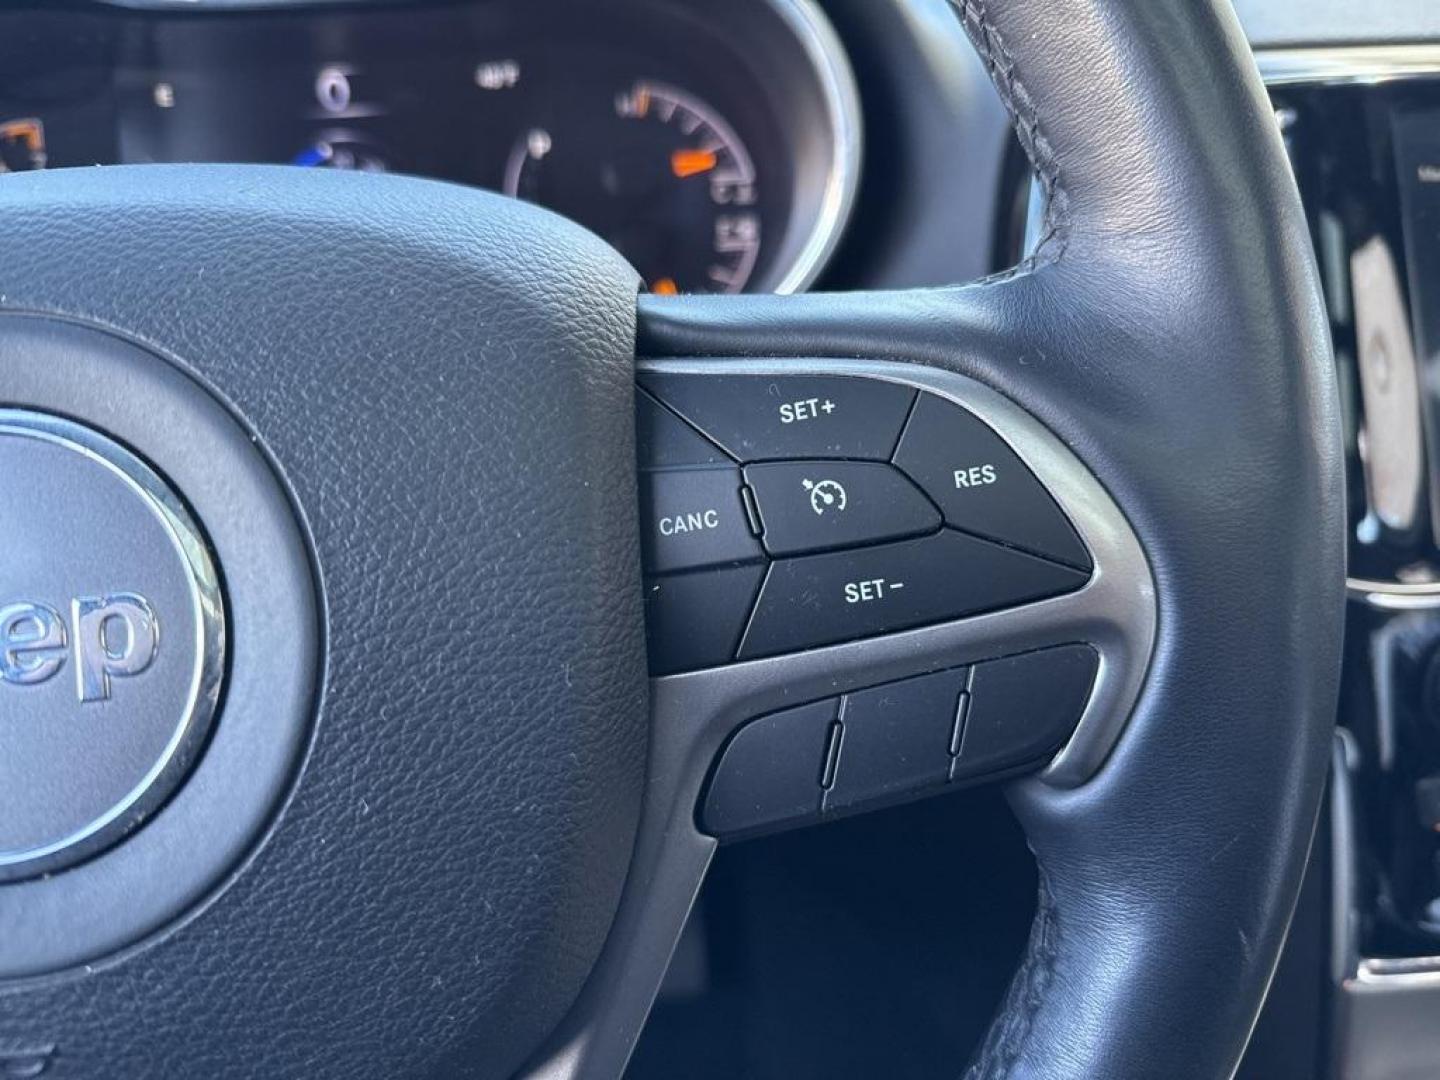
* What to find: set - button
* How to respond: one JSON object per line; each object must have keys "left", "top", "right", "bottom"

{"left": 737, "top": 531, "right": 1086, "bottom": 660}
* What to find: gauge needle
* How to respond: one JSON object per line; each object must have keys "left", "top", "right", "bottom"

{"left": 0, "top": 119, "right": 43, "bottom": 151}
{"left": 651, "top": 278, "right": 680, "bottom": 296}
{"left": 670, "top": 148, "right": 717, "bottom": 179}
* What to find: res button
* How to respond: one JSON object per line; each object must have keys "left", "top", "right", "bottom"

{"left": 894, "top": 393, "right": 1092, "bottom": 570}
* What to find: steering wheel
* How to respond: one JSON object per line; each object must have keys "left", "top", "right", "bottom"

{"left": 0, "top": 1, "right": 1343, "bottom": 1077}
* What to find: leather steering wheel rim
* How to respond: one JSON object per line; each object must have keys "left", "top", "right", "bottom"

{"left": 636, "top": 1, "right": 1345, "bottom": 1076}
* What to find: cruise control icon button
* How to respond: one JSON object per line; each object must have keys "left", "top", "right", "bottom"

{"left": 803, "top": 477, "right": 847, "bottom": 515}
{"left": 737, "top": 530, "right": 1088, "bottom": 659}
{"left": 894, "top": 393, "right": 1092, "bottom": 571}
{"left": 745, "top": 459, "right": 940, "bottom": 557}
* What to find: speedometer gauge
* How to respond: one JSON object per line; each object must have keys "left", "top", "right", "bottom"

{"left": 504, "top": 82, "right": 764, "bottom": 295}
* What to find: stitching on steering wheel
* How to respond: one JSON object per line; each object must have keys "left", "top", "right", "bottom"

{"left": 950, "top": 0, "right": 1070, "bottom": 273}
{"left": 963, "top": 869, "right": 1061, "bottom": 1078}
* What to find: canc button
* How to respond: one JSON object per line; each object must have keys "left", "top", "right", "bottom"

{"left": 640, "top": 466, "right": 763, "bottom": 574}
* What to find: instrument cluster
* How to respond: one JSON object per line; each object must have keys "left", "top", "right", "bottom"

{"left": 0, "top": 0, "right": 861, "bottom": 294}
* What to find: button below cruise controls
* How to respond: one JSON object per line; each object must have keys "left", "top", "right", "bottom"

{"left": 639, "top": 373, "right": 916, "bottom": 461}
{"left": 744, "top": 460, "right": 940, "bottom": 557}
{"left": 698, "top": 644, "right": 1101, "bottom": 838}
{"left": 644, "top": 563, "right": 766, "bottom": 676}
{"left": 952, "top": 645, "right": 1098, "bottom": 780}
{"left": 701, "top": 698, "right": 836, "bottom": 837}
{"left": 738, "top": 530, "right": 1089, "bottom": 660}
{"left": 640, "top": 466, "right": 763, "bottom": 574}
{"left": 894, "top": 393, "right": 1092, "bottom": 570}
{"left": 825, "top": 667, "right": 968, "bottom": 812}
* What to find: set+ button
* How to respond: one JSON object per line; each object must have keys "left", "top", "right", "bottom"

{"left": 638, "top": 372, "right": 915, "bottom": 461}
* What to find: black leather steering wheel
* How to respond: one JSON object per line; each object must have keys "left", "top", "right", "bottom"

{"left": 0, "top": 1, "right": 1343, "bottom": 1078}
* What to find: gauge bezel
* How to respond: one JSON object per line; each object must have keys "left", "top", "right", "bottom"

{"left": 762, "top": 0, "right": 862, "bottom": 293}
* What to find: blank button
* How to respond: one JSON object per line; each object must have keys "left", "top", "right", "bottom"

{"left": 825, "top": 667, "right": 968, "bottom": 812}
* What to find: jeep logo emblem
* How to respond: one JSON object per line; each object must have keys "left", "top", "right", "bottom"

{"left": 1, "top": 594, "right": 159, "bottom": 703}
{"left": 0, "top": 407, "right": 225, "bottom": 884}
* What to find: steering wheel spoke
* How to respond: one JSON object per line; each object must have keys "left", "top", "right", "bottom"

{"left": 530, "top": 296, "right": 1157, "bottom": 1075}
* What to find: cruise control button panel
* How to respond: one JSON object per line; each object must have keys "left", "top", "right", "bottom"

{"left": 635, "top": 370, "right": 1098, "bottom": 675}
{"left": 700, "top": 645, "right": 1099, "bottom": 838}
{"left": 744, "top": 459, "right": 940, "bottom": 557}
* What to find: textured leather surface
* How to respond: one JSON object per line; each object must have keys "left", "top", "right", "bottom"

{"left": 638, "top": 1, "right": 1345, "bottom": 1077}
{"left": 0, "top": 166, "right": 646, "bottom": 1079}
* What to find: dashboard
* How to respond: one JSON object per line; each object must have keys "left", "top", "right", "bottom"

{"left": 0, "top": 0, "right": 861, "bottom": 295}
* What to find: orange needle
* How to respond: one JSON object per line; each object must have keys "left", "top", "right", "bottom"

{"left": 0, "top": 120, "right": 42, "bottom": 151}
{"left": 651, "top": 278, "right": 680, "bottom": 296}
{"left": 670, "top": 148, "right": 718, "bottom": 179}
